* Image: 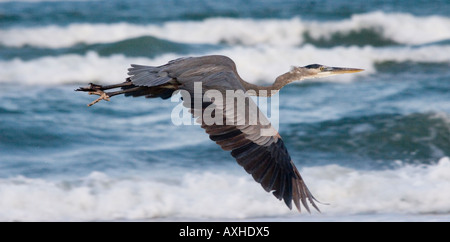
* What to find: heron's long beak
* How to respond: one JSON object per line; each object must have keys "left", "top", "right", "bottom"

{"left": 326, "top": 67, "right": 364, "bottom": 74}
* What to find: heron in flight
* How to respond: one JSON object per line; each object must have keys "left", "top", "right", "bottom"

{"left": 76, "top": 55, "right": 363, "bottom": 213}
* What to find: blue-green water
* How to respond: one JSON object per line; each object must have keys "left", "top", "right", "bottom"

{"left": 0, "top": 0, "right": 449, "bottom": 221}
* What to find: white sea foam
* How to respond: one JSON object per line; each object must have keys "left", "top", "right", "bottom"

{"left": 307, "top": 11, "right": 450, "bottom": 45}
{"left": 0, "top": 19, "right": 304, "bottom": 48}
{"left": 0, "top": 157, "right": 449, "bottom": 221}
{"left": 308, "top": 157, "right": 450, "bottom": 215}
{"left": 1, "top": 44, "right": 450, "bottom": 85}
{"left": 1, "top": 12, "right": 449, "bottom": 48}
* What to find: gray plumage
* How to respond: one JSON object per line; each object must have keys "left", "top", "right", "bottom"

{"left": 76, "top": 55, "right": 363, "bottom": 213}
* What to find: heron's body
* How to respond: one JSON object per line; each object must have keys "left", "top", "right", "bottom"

{"left": 77, "top": 55, "right": 362, "bottom": 213}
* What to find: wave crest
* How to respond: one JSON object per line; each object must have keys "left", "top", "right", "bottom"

{"left": 1, "top": 44, "right": 450, "bottom": 85}
{"left": 1, "top": 159, "right": 449, "bottom": 221}
{"left": 2, "top": 12, "right": 450, "bottom": 48}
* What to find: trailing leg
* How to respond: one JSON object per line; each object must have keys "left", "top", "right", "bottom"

{"left": 76, "top": 81, "right": 138, "bottom": 106}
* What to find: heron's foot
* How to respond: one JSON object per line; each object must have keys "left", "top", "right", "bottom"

{"left": 75, "top": 83, "right": 111, "bottom": 106}
{"left": 76, "top": 81, "right": 134, "bottom": 106}
{"left": 87, "top": 90, "right": 110, "bottom": 107}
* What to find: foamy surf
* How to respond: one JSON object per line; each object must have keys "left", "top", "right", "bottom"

{"left": 306, "top": 11, "right": 450, "bottom": 45}
{"left": 0, "top": 157, "right": 448, "bottom": 221}
{"left": 2, "top": 44, "right": 449, "bottom": 85}
{"left": 1, "top": 12, "right": 449, "bottom": 48}
{"left": 2, "top": 1, "right": 450, "bottom": 223}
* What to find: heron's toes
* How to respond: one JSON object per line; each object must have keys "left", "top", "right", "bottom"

{"left": 87, "top": 90, "right": 110, "bottom": 106}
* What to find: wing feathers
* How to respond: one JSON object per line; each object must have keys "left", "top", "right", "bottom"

{"left": 125, "top": 56, "right": 320, "bottom": 213}
{"left": 196, "top": 107, "right": 319, "bottom": 213}
{"left": 209, "top": 129, "right": 242, "bottom": 141}
{"left": 216, "top": 133, "right": 252, "bottom": 151}
{"left": 128, "top": 65, "right": 173, "bottom": 87}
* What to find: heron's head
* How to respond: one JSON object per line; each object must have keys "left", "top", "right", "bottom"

{"left": 291, "top": 64, "right": 364, "bottom": 80}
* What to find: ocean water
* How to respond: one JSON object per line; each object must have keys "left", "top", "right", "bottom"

{"left": 0, "top": 0, "right": 449, "bottom": 222}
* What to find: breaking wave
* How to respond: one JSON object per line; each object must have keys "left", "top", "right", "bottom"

{"left": 1, "top": 44, "right": 449, "bottom": 85}
{"left": 0, "top": 158, "right": 449, "bottom": 221}
{"left": 1, "top": 12, "right": 449, "bottom": 48}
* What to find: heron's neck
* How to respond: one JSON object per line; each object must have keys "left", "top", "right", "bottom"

{"left": 239, "top": 71, "right": 302, "bottom": 97}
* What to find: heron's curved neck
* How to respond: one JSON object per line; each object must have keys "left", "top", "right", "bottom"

{"left": 239, "top": 71, "right": 302, "bottom": 97}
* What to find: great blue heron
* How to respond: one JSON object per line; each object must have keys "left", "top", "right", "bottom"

{"left": 76, "top": 55, "right": 363, "bottom": 213}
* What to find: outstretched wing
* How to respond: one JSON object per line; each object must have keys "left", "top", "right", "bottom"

{"left": 184, "top": 88, "right": 319, "bottom": 212}
{"left": 127, "top": 55, "right": 320, "bottom": 212}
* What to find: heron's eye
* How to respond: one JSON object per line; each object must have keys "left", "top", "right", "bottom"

{"left": 319, "top": 66, "right": 325, "bottom": 71}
